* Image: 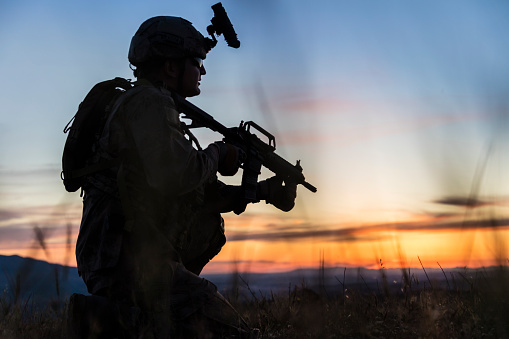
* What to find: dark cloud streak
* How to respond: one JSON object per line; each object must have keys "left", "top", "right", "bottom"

{"left": 0, "top": 209, "right": 24, "bottom": 222}
{"left": 0, "top": 224, "right": 74, "bottom": 248}
{"left": 434, "top": 196, "right": 491, "bottom": 208}
{"left": 226, "top": 217, "right": 509, "bottom": 243}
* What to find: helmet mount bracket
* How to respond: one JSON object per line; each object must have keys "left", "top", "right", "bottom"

{"left": 207, "top": 3, "right": 240, "bottom": 49}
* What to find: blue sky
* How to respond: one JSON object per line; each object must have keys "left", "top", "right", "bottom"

{"left": 1, "top": 0, "right": 509, "bottom": 270}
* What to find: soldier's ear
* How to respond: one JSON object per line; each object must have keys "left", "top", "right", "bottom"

{"left": 163, "top": 59, "right": 179, "bottom": 79}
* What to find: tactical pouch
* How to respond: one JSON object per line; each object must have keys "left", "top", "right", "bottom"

{"left": 183, "top": 216, "right": 226, "bottom": 275}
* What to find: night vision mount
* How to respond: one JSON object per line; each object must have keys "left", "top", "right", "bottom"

{"left": 207, "top": 3, "right": 240, "bottom": 49}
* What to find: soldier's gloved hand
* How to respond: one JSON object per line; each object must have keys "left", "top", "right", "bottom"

{"left": 257, "top": 176, "right": 297, "bottom": 212}
{"left": 213, "top": 141, "right": 245, "bottom": 176}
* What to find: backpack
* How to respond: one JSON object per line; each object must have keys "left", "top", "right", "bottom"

{"left": 62, "top": 77, "right": 133, "bottom": 193}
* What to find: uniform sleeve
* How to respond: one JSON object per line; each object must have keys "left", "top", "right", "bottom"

{"left": 123, "top": 87, "right": 219, "bottom": 196}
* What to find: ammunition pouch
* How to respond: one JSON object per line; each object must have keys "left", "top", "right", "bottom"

{"left": 182, "top": 215, "right": 226, "bottom": 275}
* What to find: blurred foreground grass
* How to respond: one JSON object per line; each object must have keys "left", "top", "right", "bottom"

{"left": 231, "top": 264, "right": 509, "bottom": 338}
{"left": 1, "top": 264, "right": 508, "bottom": 338}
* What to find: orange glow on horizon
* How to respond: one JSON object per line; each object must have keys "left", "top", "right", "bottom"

{"left": 204, "top": 227, "right": 509, "bottom": 274}
{"left": 1, "top": 222, "right": 508, "bottom": 275}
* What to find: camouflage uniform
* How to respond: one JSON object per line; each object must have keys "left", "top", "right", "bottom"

{"left": 76, "top": 81, "right": 253, "bottom": 337}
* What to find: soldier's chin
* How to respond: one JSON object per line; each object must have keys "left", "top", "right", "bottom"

{"left": 184, "top": 87, "right": 201, "bottom": 98}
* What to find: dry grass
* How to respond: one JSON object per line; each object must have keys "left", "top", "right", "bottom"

{"left": 0, "top": 297, "right": 66, "bottom": 339}
{"left": 228, "top": 264, "right": 509, "bottom": 338}
{"left": 1, "top": 264, "right": 508, "bottom": 338}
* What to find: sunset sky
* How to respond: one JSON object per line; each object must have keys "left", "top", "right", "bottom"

{"left": 1, "top": 0, "right": 509, "bottom": 275}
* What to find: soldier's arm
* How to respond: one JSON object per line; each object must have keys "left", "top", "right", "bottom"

{"left": 125, "top": 88, "right": 219, "bottom": 196}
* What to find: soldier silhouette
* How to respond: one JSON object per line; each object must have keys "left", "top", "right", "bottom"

{"left": 67, "top": 13, "right": 297, "bottom": 339}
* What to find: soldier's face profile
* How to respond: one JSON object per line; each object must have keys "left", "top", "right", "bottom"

{"left": 180, "top": 57, "right": 206, "bottom": 97}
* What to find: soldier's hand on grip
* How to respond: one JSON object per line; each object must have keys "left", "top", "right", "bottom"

{"left": 214, "top": 141, "right": 245, "bottom": 176}
{"left": 257, "top": 176, "right": 297, "bottom": 212}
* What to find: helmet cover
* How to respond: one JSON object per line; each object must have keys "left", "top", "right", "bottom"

{"left": 129, "top": 16, "right": 212, "bottom": 65}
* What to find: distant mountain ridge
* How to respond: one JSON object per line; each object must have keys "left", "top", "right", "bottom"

{"left": 0, "top": 254, "right": 477, "bottom": 306}
{"left": 0, "top": 254, "right": 87, "bottom": 305}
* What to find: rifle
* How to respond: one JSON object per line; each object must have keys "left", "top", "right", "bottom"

{"left": 172, "top": 93, "right": 317, "bottom": 210}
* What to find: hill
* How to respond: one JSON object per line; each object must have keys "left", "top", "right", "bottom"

{"left": 0, "top": 255, "right": 87, "bottom": 305}
{"left": 0, "top": 254, "right": 478, "bottom": 305}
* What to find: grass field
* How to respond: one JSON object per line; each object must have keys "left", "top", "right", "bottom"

{"left": 229, "top": 263, "right": 509, "bottom": 338}
{"left": 1, "top": 262, "right": 508, "bottom": 338}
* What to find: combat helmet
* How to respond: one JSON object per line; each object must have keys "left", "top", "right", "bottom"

{"left": 128, "top": 16, "right": 214, "bottom": 66}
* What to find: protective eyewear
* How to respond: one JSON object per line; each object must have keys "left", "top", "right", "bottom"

{"left": 191, "top": 57, "right": 204, "bottom": 68}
